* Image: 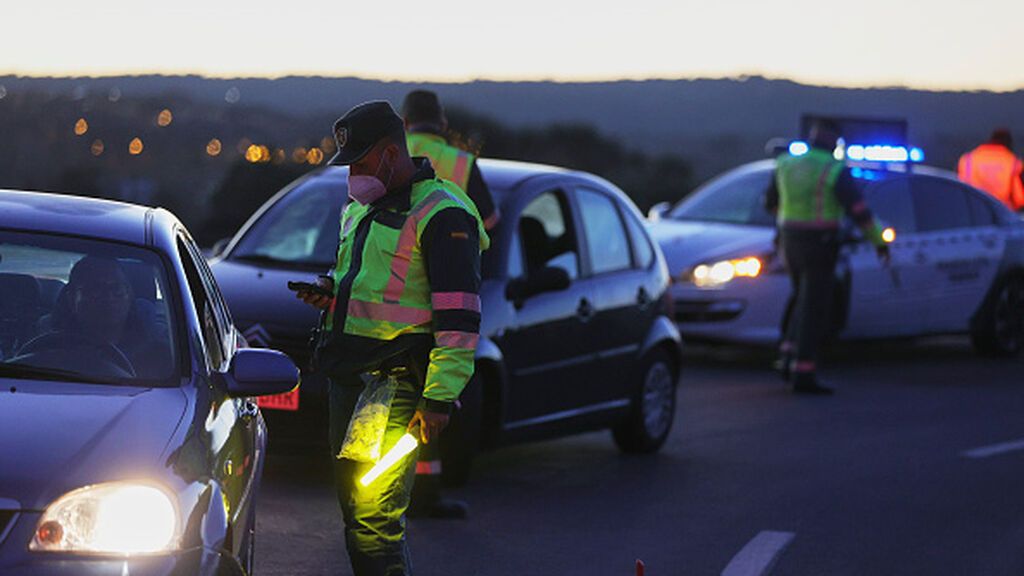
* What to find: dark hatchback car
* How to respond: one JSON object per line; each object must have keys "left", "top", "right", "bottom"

{"left": 210, "top": 159, "right": 683, "bottom": 481}
{"left": 0, "top": 190, "right": 298, "bottom": 575}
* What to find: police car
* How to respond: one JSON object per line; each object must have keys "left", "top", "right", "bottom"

{"left": 648, "top": 143, "right": 1024, "bottom": 356}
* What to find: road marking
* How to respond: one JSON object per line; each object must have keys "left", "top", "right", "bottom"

{"left": 721, "top": 531, "right": 795, "bottom": 576}
{"left": 962, "top": 438, "right": 1024, "bottom": 459}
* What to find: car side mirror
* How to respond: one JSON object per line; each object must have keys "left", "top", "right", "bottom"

{"left": 506, "top": 266, "right": 571, "bottom": 305}
{"left": 647, "top": 202, "right": 671, "bottom": 222}
{"left": 221, "top": 348, "right": 299, "bottom": 398}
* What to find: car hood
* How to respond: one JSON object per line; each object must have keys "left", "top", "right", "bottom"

{"left": 0, "top": 382, "right": 187, "bottom": 510}
{"left": 648, "top": 219, "right": 776, "bottom": 276}
{"left": 209, "top": 259, "right": 321, "bottom": 336}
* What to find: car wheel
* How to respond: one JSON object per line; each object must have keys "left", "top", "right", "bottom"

{"left": 440, "top": 373, "right": 482, "bottom": 487}
{"left": 613, "top": 348, "right": 677, "bottom": 454}
{"left": 972, "top": 275, "right": 1024, "bottom": 357}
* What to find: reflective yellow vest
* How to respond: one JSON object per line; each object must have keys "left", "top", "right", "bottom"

{"left": 326, "top": 177, "right": 489, "bottom": 402}
{"left": 407, "top": 132, "right": 476, "bottom": 192}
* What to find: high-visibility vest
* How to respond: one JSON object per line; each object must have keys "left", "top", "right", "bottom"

{"left": 776, "top": 149, "right": 847, "bottom": 227}
{"left": 325, "top": 177, "right": 489, "bottom": 401}
{"left": 407, "top": 132, "right": 476, "bottom": 192}
{"left": 958, "top": 143, "right": 1024, "bottom": 211}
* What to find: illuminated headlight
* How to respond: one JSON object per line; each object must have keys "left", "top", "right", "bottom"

{"left": 687, "top": 256, "right": 762, "bottom": 288}
{"left": 30, "top": 482, "right": 179, "bottom": 555}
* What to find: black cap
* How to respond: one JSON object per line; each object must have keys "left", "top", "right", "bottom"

{"left": 328, "top": 101, "right": 405, "bottom": 166}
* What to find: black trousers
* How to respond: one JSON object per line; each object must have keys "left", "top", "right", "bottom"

{"left": 780, "top": 228, "right": 840, "bottom": 373}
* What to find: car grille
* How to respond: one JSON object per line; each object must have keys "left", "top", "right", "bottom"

{"left": 0, "top": 510, "right": 17, "bottom": 545}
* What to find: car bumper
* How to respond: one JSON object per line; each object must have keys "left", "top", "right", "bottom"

{"left": 0, "top": 546, "right": 244, "bottom": 576}
{"left": 669, "top": 275, "right": 789, "bottom": 345}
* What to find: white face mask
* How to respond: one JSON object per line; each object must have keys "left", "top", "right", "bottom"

{"left": 348, "top": 153, "right": 392, "bottom": 205}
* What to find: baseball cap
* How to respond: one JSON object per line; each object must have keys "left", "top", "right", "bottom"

{"left": 328, "top": 101, "right": 405, "bottom": 166}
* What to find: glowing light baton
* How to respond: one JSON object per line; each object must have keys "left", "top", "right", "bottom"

{"left": 359, "top": 433, "right": 419, "bottom": 487}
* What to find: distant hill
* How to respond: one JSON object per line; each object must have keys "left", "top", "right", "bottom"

{"left": 3, "top": 74, "right": 1024, "bottom": 182}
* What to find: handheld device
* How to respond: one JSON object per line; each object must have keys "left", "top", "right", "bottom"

{"left": 287, "top": 281, "right": 332, "bottom": 298}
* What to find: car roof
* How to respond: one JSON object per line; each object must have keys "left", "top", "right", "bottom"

{"left": 304, "top": 158, "right": 570, "bottom": 190}
{"left": 0, "top": 188, "right": 172, "bottom": 247}
{"left": 728, "top": 158, "right": 960, "bottom": 182}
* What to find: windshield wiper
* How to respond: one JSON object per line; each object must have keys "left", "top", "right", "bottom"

{"left": 231, "top": 253, "right": 332, "bottom": 269}
{"left": 0, "top": 362, "right": 123, "bottom": 385}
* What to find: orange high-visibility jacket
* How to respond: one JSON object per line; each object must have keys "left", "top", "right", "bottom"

{"left": 958, "top": 143, "right": 1024, "bottom": 211}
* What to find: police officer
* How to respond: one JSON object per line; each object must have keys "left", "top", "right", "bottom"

{"left": 402, "top": 89, "right": 500, "bottom": 231}
{"left": 296, "top": 101, "right": 488, "bottom": 575}
{"left": 766, "top": 119, "right": 889, "bottom": 395}
{"left": 399, "top": 90, "right": 497, "bottom": 520}
{"left": 958, "top": 128, "right": 1024, "bottom": 212}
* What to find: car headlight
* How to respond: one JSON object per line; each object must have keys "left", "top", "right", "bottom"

{"left": 685, "top": 256, "right": 763, "bottom": 288}
{"left": 30, "top": 482, "right": 179, "bottom": 555}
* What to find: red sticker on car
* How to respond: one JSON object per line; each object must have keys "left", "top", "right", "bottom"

{"left": 257, "top": 388, "right": 300, "bottom": 411}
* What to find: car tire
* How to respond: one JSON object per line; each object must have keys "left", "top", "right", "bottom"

{"left": 972, "top": 275, "right": 1024, "bottom": 357}
{"left": 613, "top": 348, "right": 678, "bottom": 454}
{"left": 440, "top": 373, "right": 482, "bottom": 487}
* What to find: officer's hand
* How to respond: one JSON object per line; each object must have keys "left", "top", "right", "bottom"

{"left": 408, "top": 409, "right": 449, "bottom": 444}
{"left": 876, "top": 244, "right": 891, "bottom": 266}
{"left": 295, "top": 277, "right": 334, "bottom": 310}
{"left": 296, "top": 291, "right": 332, "bottom": 310}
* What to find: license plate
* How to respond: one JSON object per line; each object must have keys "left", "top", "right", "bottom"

{"left": 257, "top": 388, "right": 300, "bottom": 411}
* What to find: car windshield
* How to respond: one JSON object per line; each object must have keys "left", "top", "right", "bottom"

{"left": 230, "top": 176, "right": 346, "bottom": 269}
{"left": 0, "top": 231, "right": 180, "bottom": 386}
{"left": 669, "top": 168, "right": 775, "bottom": 227}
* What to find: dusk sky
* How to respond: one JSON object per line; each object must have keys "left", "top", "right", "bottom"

{"left": 5, "top": 0, "right": 1022, "bottom": 91}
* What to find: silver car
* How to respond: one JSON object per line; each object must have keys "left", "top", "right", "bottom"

{"left": 649, "top": 159, "right": 1024, "bottom": 355}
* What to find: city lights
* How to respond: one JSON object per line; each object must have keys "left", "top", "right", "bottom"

{"left": 157, "top": 109, "right": 173, "bottom": 127}
{"left": 292, "top": 147, "right": 308, "bottom": 163}
{"left": 129, "top": 137, "right": 144, "bottom": 155}
{"left": 74, "top": 118, "right": 88, "bottom": 136}
{"left": 306, "top": 147, "right": 324, "bottom": 165}
{"left": 91, "top": 139, "right": 104, "bottom": 156}
{"left": 206, "top": 138, "right": 222, "bottom": 156}
{"left": 245, "top": 144, "right": 271, "bottom": 163}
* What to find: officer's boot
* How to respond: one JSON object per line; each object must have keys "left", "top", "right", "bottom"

{"left": 792, "top": 371, "right": 833, "bottom": 395}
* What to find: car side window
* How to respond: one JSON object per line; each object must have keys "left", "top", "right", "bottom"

{"left": 518, "top": 190, "right": 580, "bottom": 280}
{"left": 178, "top": 238, "right": 226, "bottom": 369}
{"left": 863, "top": 178, "right": 917, "bottom": 233}
{"left": 576, "top": 187, "right": 632, "bottom": 275}
{"left": 622, "top": 206, "right": 655, "bottom": 269}
{"left": 965, "top": 189, "right": 999, "bottom": 227}
{"left": 911, "top": 177, "right": 972, "bottom": 232}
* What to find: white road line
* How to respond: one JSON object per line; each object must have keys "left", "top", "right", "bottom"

{"left": 721, "top": 531, "right": 795, "bottom": 576}
{"left": 962, "top": 438, "right": 1024, "bottom": 459}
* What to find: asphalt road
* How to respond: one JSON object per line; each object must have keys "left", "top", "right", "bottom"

{"left": 255, "top": 337, "right": 1024, "bottom": 576}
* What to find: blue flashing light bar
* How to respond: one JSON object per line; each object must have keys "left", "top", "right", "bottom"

{"left": 789, "top": 141, "right": 925, "bottom": 163}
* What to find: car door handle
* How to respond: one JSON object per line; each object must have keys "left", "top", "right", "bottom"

{"left": 577, "top": 298, "right": 594, "bottom": 322}
{"left": 637, "top": 287, "right": 652, "bottom": 310}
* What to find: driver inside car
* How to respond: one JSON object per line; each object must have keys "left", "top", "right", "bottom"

{"left": 20, "top": 256, "right": 171, "bottom": 379}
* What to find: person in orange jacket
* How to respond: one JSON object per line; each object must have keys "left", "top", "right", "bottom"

{"left": 958, "top": 129, "right": 1024, "bottom": 212}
